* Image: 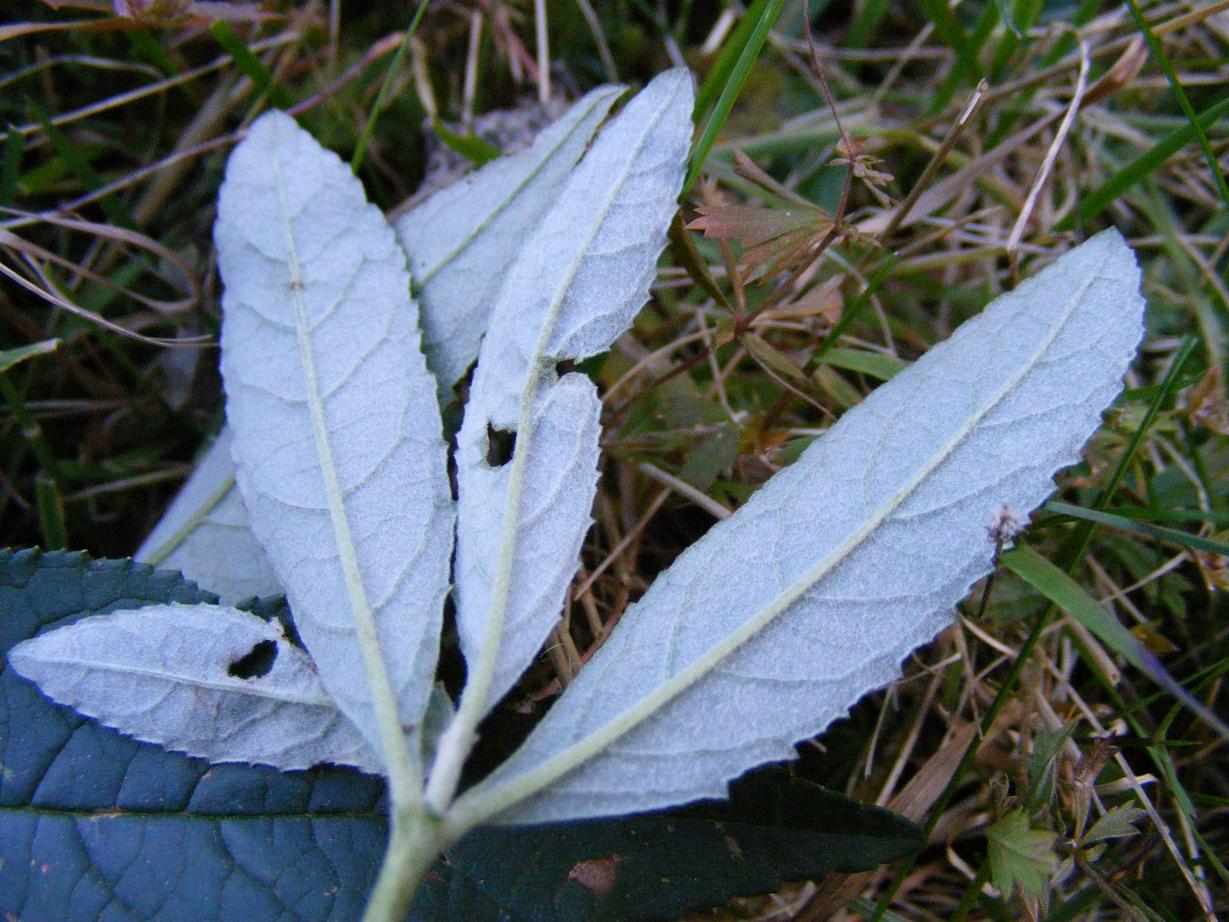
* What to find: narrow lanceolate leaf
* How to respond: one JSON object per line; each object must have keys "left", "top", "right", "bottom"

{"left": 9, "top": 603, "right": 380, "bottom": 773}
{"left": 216, "top": 111, "right": 453, "bottom": 759}
{"left": 135, "top": 91, "right": 620, "bottom": 603}
{"left": 456, "top": 229, "right": 1145, "bottom": 824}
{"left": 135, "top": 428, "right": 280, "bottom": 603}
{"left": 454, "top": 69, "right": 694, "bottom": 716}
{"left": 395, "top": 84, "right": 624, "bottom": 390}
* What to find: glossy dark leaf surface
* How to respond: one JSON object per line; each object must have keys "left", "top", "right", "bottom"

{"left": 0, "top": 549, "right": 385, "bottom": 922}
{"left": 412, "top": 774, "right": 922, "bottom": 922}
{"left": 2, "top": 550, "right": 920, "bottom": 921}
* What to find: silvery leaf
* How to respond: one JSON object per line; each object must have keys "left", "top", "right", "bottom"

{"left": 453, "top": 228, "right": 1145, "bottom": 823}
{"left": 216, "top": 110, "right": 453, "bottom": 759}
{"left": 135, "top": 88, "right": 622, "bottom": 605}
{"left": 9, "top": 603, "right": 380, "bottom": 773}
{"left": 134, "top": 428, "right": 279, "bottom": 604}
{"left": 454, "top": 68, "right": 693, "bottom": 715}
{"left": 395, "top": 84, "right": 624, "bottom": 390}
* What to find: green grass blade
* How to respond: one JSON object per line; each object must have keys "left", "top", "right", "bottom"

{"left": 684, "top": 0, "right": 786, "bottom": 197}
{"left": 920, "top": 0, "right": 969, "bottom": 57}
{"left": 26, "top": 98, "right": 135, "bottom": 229}
{"left": 845, "top": 0, "right": 892, "bottom": 49}
{"left": 0, "top": 340, "right": 59, "bottom": 374}
{"left": 209, "top": 21, "right": 293, "bottom": 110}
{"left": 35, "top": 473, "right": 68, "bottom": 549}
{"left": 351, "top": 0, "right": 429, "bottom": 172}
{"left": 1044, "top": 500, "right": 1229, "bottom": 558}
{"left": 695, "top": 0, "right": 772, "bottom": 117}
{"left": 1003, "top": 544, "right": 1229, "bottom": 742}
{"left": 805, "top": 252, "right": 896, "bottom": 372}
{"left": 993, "top": 0, "right": 1024, "bottom": 38}
{"left": 1061, "top": 90, "right": 1229, "bottom": 230}
{"left": 0, "top": 126, "right": 23, "bottom": 206}
{"left": 932, "top": 1, "right": 995, "bottom": 111}
{"left": 1125, "top": 0, "right": 1229, "bottom": 210}
{"left": 0, "top": 371, "right": 66, "bottom": 548}
{"left": 1076, "top": 504, "right": 1229, "bottom": 528}
{"left": 1098, "top": 335, "right": 1198, "bottom": 501}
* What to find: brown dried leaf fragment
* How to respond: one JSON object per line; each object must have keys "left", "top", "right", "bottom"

{"left": 687, "top": 202, "right": 833, "bottom": 281}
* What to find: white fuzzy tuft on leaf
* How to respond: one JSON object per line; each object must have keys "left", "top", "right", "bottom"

{"left": 453, "top": 69, "right": 694, "bottom": 715}
{"left": 457, "top": 229, "right": 1145, "bottom": 823}
{"left": 216, "top": 111, "right": 453, "bottom": 758}
{"left": 10, "top": 604, "right": 381, "bottom": 773}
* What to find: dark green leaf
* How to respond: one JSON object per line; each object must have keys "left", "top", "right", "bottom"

{"left": 415, "top": 773, "right": 923, "bottom": 922}
{"left": 0, "top": 548, "right": 386, "bottom": 922}
{"left": 2, "top": 550, "right": 920, "bottom": 921}
{"left": 1084, "top": 805, "right": 1147, "bottom": 844}
{"left": 1025, "top": 722, "right": 1076, "bottom": 815}
{"left": 986, "top": 808, "right": 1056, "bottom": 900}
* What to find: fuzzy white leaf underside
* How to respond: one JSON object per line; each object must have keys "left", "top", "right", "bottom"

{"left": 10, "top": 604, "right": 380, "bottom": 773}
{"left": 455, "top": 376, "right": 602, "bottom": 710}
{"left": 395, "top": 84, "right": 624, "bottom": 390}
{"left": 459, "top": 229, "right": 1144, "bottom": 824}
{"left": 134, "top": 429, "right": 280, "bottom": 604}
{"left": 217, "top": 111, "right": 453, "bottom": 754}
{"left": 136, "top": 88, "right": 622, "bottom": 605}
{"left": 454, "top": 69, "right": 694, "bottom": 715}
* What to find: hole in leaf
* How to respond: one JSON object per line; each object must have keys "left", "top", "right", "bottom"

{"left": 228, "top": 639, "right": 277, "bottom": 679}
{"left": 486, "top": 424, "right": 516, "bottom": 467}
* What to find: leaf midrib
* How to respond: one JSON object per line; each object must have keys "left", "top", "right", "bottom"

{"left": 455, "top": 252, "right": 1110, "bottom": 827}
{"left": 141, "top": 473, "right": 235, "bottom": 566}
{"left": 468, "top": 82, "right": 679, "bottom": 715}
{"left": 415, "top": 87, "right": 621, "bottom": 289}
{"left": 29, "top": 653, "right": 333, "bottom": 706}
{"left": 269, "top": 151, "right": 413, "bottom": 788}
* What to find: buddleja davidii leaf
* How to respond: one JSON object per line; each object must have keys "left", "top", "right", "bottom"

{"left": 395, "top": 84, "right": 625, "bottom": 390}
{"left": 413, "top": 775, "right": 921, "bottom": 922}
{"left": 4, "top": 813, "right": 385, "bottom": 921}
{"left": 9, "top": 603, "right": 380, "bottom": 773}
{"left": 454, "top": 69, "right": 694, "bottom": 715}
{"left": 0, "top": 549, "right": 386, "bottom": 922}
{"left": 216, "top": 111, "right": 453, "bottom": 757}
{"left": 135, "top": 90, "right": 621, "bottom": 609}
{"left": 455, "top": 229, "right": 1145, "bottom": 824}
{"left": 135, "top": 428, "right": 280, "bottom": 604}
{"left": 0, "top": 549, "right": 384, "bottom": 813}
{"left": 455, "top": 376, "right": 602, "bottom": 710}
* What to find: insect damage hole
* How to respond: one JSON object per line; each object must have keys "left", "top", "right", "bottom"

{"left": 228, "top": 639, "right": 277, "bottom": 679}
{"left": 486, "top": 424, "right": 517, "bottom": 467}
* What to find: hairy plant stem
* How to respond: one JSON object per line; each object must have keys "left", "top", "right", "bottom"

{"left": 363, "top": 807, "right": 450, "bottom": 922}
